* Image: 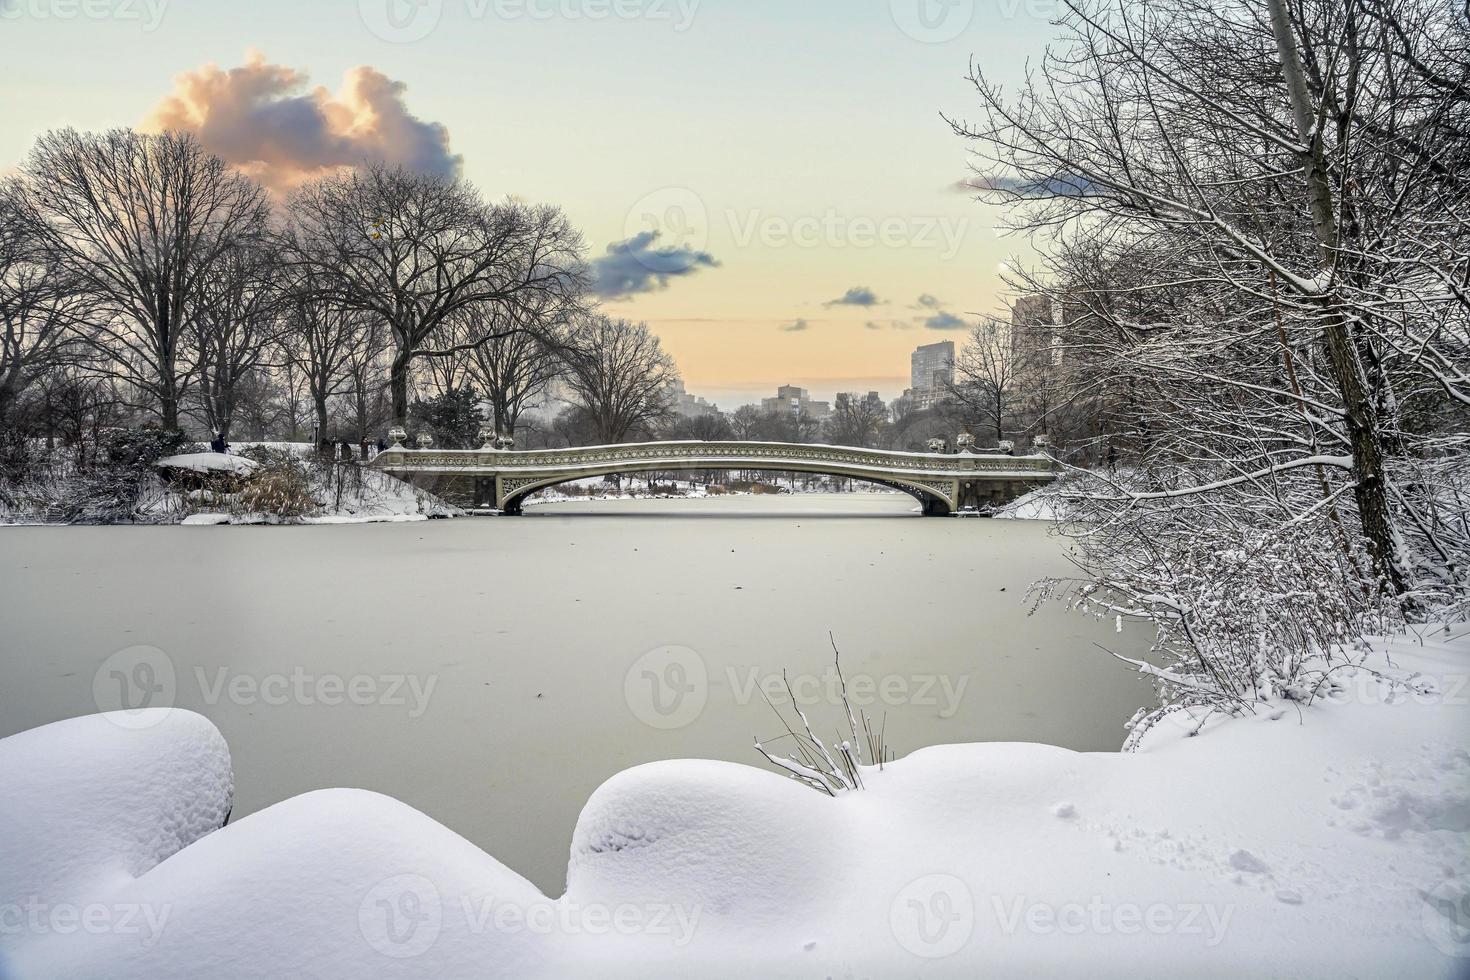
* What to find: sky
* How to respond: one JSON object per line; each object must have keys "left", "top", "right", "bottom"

{"left": 1, "top": 0, "right": 1065, "bottom": 407}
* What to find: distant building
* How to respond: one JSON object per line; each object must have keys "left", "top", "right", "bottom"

{"left": 910, "top": 341, "right": 955, "bottom": 405}
{"left": 666, "top": 379, "right": 719, "bottom": 419}
{"left": 761, "top": 385, "right": 829, "bottom": 420}
{"left": 1011, "top": 295, "right": 1061, "bottom": 374}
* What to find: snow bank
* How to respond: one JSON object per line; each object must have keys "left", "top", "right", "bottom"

{"left": 154, "top": 454, "right": 258, "bottom": 477}
{"left": 4, "top": 629, "right": 1466, "bottom": 977}
{"left": 994, "top": 485, "right": 1062, "bottom": 521}
{"left": 182, "top": 469, "right": 458, "bottom": 526}
{"left": 569, "top": 760, "right": 849, "bottom": 924}
{"left": 0, "top": 710, "right": 231, "bottom": 913}
{"left": 14, "top": 790, "right": 549, "bottom": 980}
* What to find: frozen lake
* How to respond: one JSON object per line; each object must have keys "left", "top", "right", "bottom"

{"left": 0, "top": 494, "right": 1153, "bottom": 895}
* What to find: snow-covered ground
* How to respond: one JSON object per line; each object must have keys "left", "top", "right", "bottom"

{"left": 183, "top": 466, "right": 459, "bottom": 526}
{"left": 2, "top": 626, "right": 1465, "bottom": 978}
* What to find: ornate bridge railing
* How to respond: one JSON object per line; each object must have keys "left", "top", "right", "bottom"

{"left": 372, "top": 439, "right": 1058, "bottom": 516}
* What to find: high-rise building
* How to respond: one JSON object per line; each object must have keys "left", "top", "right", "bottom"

{"left": 911, "top": 341, "right": 956, "bottom": 395}
{"left": 1010, "top": 295, "right": 1059, "bottom": 373}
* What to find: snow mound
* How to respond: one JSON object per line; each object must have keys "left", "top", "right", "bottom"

{"left": 181, "top": 513, "right": 232, "bottom": 526}
{"left": 994, "top": 485, "right": 1061, "bottom": 521}
{"left": 155, "top": 453, "right": 258, "bottom": 477}
{"left": 0, "top": 710, "right": 231, "bottom": 912}
{"left": 568, "top": 760, "right": 849, "bottom": 925}
{"left": 16, "top": 789, "right": 548, "bottom": 980}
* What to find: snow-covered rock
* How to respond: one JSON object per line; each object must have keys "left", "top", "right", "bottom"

{"left": 14, "top": 790, "right": 548, "bottom": 980}
{"left": 0, "top": 710, "right": 231, "bottom": 914}
{"left": 155, "top": 454, "right": 259, "bottom": 477}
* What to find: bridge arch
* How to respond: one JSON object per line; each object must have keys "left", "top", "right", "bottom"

{"left": 495, "top": 462, "right": 955, "bottom": 516}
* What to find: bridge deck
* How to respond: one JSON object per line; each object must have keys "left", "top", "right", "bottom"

{"left": 373, "top": 440, "right": 1057, "bottom": 516}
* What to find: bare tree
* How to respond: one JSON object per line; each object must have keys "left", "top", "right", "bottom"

{"left": 955, "top": 0, "right": 1468, "bottom": 732}
{"left": 825, "top": 392, "right": 888, "bottom": 448}
{"left": 560, "top": 316, "right": 676, "bottom": 444}
{"left": 21, "top": 129, "right": 270, "bottom": 429}
{"left": 949, "top": 319, "right": 1018, "bottom": 442}
{"left": 340, "top": 318, "right": 392, "bottom": 447}
{"left": 457, "top": 297, "right": 567, "bottom": 440}
{"left": 193, "top": 239, "right": 284, "bottom": 440}
{"left": 0, "top": 178, "right": 91, "bottom": 434}
{"left": 952, "top": 0, "right": 1469, "bottom": 602}
{"left": 729, "top": 404, "right": 764, "bottom": 440}
{"left": 280, "top": 264, "right": 376, "bottom": 446}
{"left": 283, "top": 163, "right": 586, "bottom": 428}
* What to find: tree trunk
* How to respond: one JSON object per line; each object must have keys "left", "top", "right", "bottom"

{"left": 314, "top": 393, "right": 330, "bottom": 448}
{"left": 160, "top": 390, "right": 179, "bottom": 431}
{"left": 390, "top": 352, "right": 412, "bottom": 429}
{"left": 1267, "top": 0, "right": 1409, "bottom": 598}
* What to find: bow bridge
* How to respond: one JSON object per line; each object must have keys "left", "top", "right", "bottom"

{"left": 372, "top": 439, "right": 1057, "bottom": 516}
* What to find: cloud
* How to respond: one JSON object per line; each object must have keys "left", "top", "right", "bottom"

{"left": 780, "top": 319, "right": 811, "bottom": 332}
{"left": 866, "top": 318, "right": 915, "bottom": 331}
{"left": 924, "top": 311, "right": 968, "bottom": 331}
{"left": 915, "top": 294, "right": 943, "bottom": 310}
{"left": 590, "top": 231, "right": 720, "bottom": 299}
{"left": 825, "top": 286, "right": 881, "bottom": 307}
{"left": 143, "top": 51, "right": 460, "bottom": 193}
{"left": 954, "top": 173, "right": 1098, "bottom": 198}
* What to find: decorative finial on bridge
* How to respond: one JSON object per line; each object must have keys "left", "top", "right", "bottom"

{"left": 416, "top": 432, "right": 435, "bottom": 450}
{"left": 997, "top": 439, "right": 1015, "bottom": 456}
{"left": 955, "top": 432, "right": 976, "bottom": 453}
{"left": 495, "top": 433, "right": 516, "bottom": 451}
{"left": 387, "top": 425, "right": 407, "bottom": 449}
{"left": 479, "top": 424, "right": 498, "bottom": 450}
